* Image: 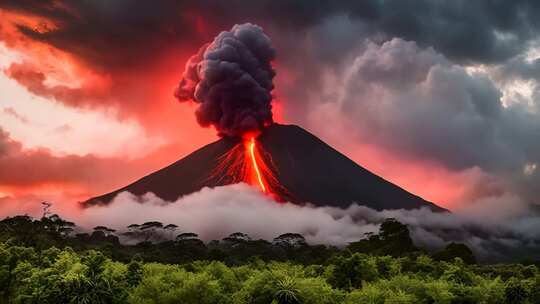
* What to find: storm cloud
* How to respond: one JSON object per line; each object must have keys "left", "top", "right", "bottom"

{"left": 318, "top": 38, "right": 540, "bottom": 204}
{"left": 3, "top": 1, "right": 540, "bottom": 65}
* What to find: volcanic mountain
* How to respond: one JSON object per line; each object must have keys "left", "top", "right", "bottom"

{"left": 86, "top": 124, "right": 444, "bottom": 211}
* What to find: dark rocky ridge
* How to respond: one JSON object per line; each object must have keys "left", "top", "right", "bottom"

{"left": 86, "top": 124, "right": 445, "bottom": 211}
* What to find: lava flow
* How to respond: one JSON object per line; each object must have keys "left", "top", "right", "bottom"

{"left": 206, "top": 134, "right": 288, "bottom": 201}
{"left": 246, "top": 137, "right": 267, "bottom": 193}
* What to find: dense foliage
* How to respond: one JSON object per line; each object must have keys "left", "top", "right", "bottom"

{"left": 1, "top": 214, "right": 538, "bottom": 303}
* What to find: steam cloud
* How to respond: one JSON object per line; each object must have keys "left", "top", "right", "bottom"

{"left": 70, "top": 184, "right": 540, "bottom": 262}
{"left": 175, "top": 23, "right": 275, "bottom": 137}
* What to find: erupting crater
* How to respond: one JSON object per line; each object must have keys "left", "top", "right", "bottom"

{"left": 204, "top": 132, "right": 288, "bottom": 202}
{"left": 85, "top": 123, "right": 445, "bottom": 211}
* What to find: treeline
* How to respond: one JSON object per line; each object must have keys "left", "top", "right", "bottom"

{"left": 1, "top": 214, "right": 539, "bottom": 303}
{"left": 0, "top": 214, "right": 474, "bottom": 265}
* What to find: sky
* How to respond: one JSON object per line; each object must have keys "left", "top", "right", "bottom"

{"left": 1, "top": 0, "right": 540, "bottom": 218}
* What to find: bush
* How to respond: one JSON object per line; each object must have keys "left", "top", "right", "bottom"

{"left": 129, "top": 264, "right": 229, "bottom": 304}
{"left": 327, "top": 254, "right": 379, "bottom": 290}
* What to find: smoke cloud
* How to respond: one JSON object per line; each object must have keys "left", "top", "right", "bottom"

{"left": 175, "top": 23, "right": 275, "bottom": 137}
{"left": 71, "top": 184, "right": 540, "bottom": 262}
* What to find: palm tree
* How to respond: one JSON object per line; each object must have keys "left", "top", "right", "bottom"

{"left": 273, "top": 276, "right": 301, "bottom": 304}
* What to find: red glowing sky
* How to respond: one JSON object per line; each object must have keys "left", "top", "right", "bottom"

{"left": 2, "top": 3, "right": 536, "bottom": 216}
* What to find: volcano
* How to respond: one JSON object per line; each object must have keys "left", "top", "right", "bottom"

{"left": 86, "top": 124, "right": 444, "bottom": 211}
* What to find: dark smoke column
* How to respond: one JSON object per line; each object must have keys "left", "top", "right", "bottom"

{"left": 175, "top": 23, "right": 276, "bottom": 138}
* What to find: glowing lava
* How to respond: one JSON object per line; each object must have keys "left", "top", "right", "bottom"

{"left": 248, "top": 137, "right": 267, "bottom": 192}
{"left": 206, "top": 132, "right": 291, "bottom": 202}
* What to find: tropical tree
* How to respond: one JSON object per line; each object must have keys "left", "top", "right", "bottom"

{"left": 140, "top": 221, "right": 164, "bottom": 241}
{"left": 433, "top": 242, "right": 476, "bottom": 264}
{"left": 93, "top": 225, "right": 116, "bottom": 237}
{"left": 327, "top": 253, "right": 379, "bottom": 290}
{"left": 164, "top": 224, "right": 179, "bottom": 239}
{"left": 273, "top": 234, "right": 307, "bottom": 248}
{"left": 176, "top": 232, "right": 199, "bottom": 242}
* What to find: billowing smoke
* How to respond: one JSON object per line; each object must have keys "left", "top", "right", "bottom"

{"left": 62, "top": 184, "right": 540, "bottom": 263}
{"left": 175, "top": 23, "right": 276, "bottom": 137}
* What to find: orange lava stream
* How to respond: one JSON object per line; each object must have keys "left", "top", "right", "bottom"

{"left": 207, "top": 133, "right": 291, "bottom": 201}
{"left": 248, "top": 137, "right": 267, "bottom": 192}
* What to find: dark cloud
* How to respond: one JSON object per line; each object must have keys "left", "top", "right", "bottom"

{"left": 373, "top": 0, "right": 539, "bottom": 64}
{"left": 333, "top": 38, "right": 540, "bottom": 203}
{"left": 493, "top": 55, "right": 540, "bottom": 111}
{"left": 500, "top": 57, "right": 540, "bottom": 81}
{"left": 3, "top": 0, "right": 539, "bottom": 69}
{"left": 175, "top": 23, "right": 275, "bottom": 137}
{"left": 1, "top": 1, "right": 202, "bottom": 69}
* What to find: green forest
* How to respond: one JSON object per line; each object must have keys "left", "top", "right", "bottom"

{"left": 1, "top": 214, "right": 539, "bottom": 304}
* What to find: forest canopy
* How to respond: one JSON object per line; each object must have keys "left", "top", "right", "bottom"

{"left": 1, "top": 214, "right": 538, "bottom": 303}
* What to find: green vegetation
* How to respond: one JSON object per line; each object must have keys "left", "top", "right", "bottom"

{"left": 1, "top": 214, "right": 539, "bottom": 303}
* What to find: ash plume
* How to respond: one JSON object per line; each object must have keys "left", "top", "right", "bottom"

{"left": 175, "top": 23, "right": 276, "bottom": 137}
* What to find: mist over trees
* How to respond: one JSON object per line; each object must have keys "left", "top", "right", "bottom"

{"left": 1, "top": 212, "right": 539, "bottom": 303}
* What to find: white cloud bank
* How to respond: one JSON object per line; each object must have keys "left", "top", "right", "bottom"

{"left": 74, "top": 184, "right": 540, "bottom": 262}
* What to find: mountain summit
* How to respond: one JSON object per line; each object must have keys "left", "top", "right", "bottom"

{"left": 86, "top": 124, "right": 444, "bottom": 211}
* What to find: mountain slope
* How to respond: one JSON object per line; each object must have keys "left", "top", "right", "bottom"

{"left": 86, "top": 124, "right": 444, "bottom": 211}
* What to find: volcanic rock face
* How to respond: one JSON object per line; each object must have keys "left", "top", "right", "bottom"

{"left": 86, "top": 124, "right": 444, "bottom": 211}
